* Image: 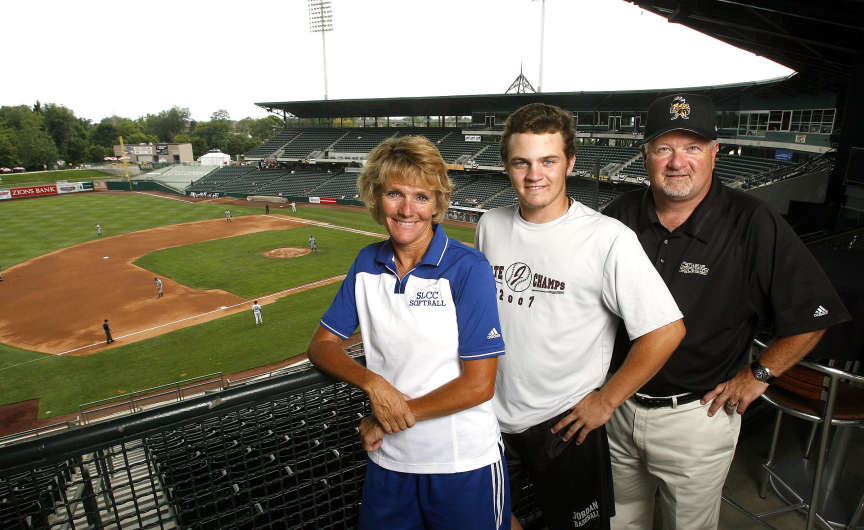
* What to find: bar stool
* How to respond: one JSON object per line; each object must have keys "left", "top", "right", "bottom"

{"left": 755, "top": 343, "right": 864, "bottom": 529}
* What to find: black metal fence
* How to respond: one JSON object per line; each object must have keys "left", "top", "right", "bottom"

{"left": 0, "top": 364, "right": 368, "bottom": 529}
{"left": 1, "top": 359, "right": 543, "bottom": 529}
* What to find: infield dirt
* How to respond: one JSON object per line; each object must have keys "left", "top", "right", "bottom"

{"left": 0, "top": 215, "right": 333, "bottom": 356}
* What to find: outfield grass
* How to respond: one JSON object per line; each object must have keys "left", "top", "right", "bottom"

{"left": 0, "top": 193, "right": 261, "bottom": 267}
{"left": 136, "top": 228, "right": 379, "bottom": 299}
{"left": 287, "top": 204, "right": 477, "bottom": 244}
{"left": 0, "top": 284, "right": 340, "bottom": 418}
{"left": 0, "top": 169, "right": 114, "bottom": 187}
{"left": 0, "top": 193, "right": 479, "bottom": 420}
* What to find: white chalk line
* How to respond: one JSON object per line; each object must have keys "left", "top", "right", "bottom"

{"left": 134, "top": 191, "right": 196, "bottom": 203}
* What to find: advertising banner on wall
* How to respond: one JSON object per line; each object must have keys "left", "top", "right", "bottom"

{"left": 0, "top": 189, "right": 10, "bottom": 200}
{"left": 308, "top": 197, "right": 337, "bottom": 204}
{"left": 93, "top": 180, "right": 109, "bottom": 191}
{"left": 10, "top": 184, "right": 58, "bottom": 199}
{"left": 56, "top": 181, "right": 92, "bottom": 194}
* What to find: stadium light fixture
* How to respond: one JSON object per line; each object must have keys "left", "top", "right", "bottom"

{"left": 308, "top": 0, "right": 334, "bottom": 101}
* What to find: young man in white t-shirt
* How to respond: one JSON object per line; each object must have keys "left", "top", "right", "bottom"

{"left": 475, "top": 103, "right": 685, "bottom": 530}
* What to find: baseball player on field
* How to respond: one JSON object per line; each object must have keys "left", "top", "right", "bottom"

{"left": 308, "top": 235, "right": 318, "bottom": 252}
{"left": 155, "top": 277, "right": 163, "bottom": 298}
{"left": 224, "top": 209, "right": 232, "bottom": 222}
{"left": 252, "top": 300, "right": 263, "bottom": 325}
{"left": 96, "top": 224, "right": 102, "bottom": 238}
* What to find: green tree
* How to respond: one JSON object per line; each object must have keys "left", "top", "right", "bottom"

{"left": 0, "top": 105, "right": 59, "bottom": 169}
{"left": 191, "top": 120, "right": 233, "bottom": 154}
{"left": 144, "top": 107, "right": 190, "bottom": 142}
{"left": 16, "top": 127, "right": 59, "bottom": 169}
{"left": 41, "top": 104, "right": 89, "bottom": 165}
{"left": 90, "top": 121, "right": 119, "bottom": 148}
{"left": 0, "top": 126, "right": 17, "bottom": 167}
{"left": 87, "top": 144, "right": 109, "bottom": 163}
{"left": 211, "top": 109, "right": 230, "bottom": 122}
{"left": 236, "top": 115, "right": 283, "bottom": 143}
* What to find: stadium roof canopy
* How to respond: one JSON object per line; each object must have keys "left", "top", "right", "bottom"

{"left": 626, "top": 0, "right": 864, "bottom": 87}
{"left": 256, "top": 78, "right": 798, "bottom": 119}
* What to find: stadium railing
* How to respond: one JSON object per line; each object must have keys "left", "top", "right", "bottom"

{"left": 79, "top": 373, "right": 226, "bottom": 425}
{"left": 0, "top": 362, "right": 368, "bottom": 529}
{"left": 0, "top": 349, "right": 544, "bottom": 529}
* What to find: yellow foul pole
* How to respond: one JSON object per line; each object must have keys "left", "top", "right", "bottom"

{"left": 119, "top": 136, "right": 131, "bottom": 191}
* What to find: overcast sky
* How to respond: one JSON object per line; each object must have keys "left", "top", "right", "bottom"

{"left": 1, "top": 0, "right": 793, "bottom": 122}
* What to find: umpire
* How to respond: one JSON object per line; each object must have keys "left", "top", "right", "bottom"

{"left": 602, "top": 93, "right": 850, "bottom": 530}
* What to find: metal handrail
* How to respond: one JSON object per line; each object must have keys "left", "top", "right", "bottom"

{"left": 0, "top": 364, "right": 339, "bottom": 470}
{"left": 79, "top": 372, "right": 224, "bottom": 424}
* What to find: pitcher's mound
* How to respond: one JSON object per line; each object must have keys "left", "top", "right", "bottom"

{"left": 265, "top": 247, "right": 310, "bottom": 258}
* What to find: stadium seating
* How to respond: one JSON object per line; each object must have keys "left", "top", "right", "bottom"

{"left": 433, "top": 131, "right": 485, "bottom": 163}
{"left": 714, "top": 154, "right": 795, "bottom": 185}
{"left": 147, "top": 384, "right": 369, "bottom": 528}
{"left": 280, "top": 130, "right": 348, "bottom": 159}
{"left": 311, "top": 173, "right": 361, "bottom": 199}
{"left": 573, "top": 145, "right": 640, "bottom": 173}
{"left": 329, "top": 129, "right": 397, "bottom": 153}
{"left": 245, "top": 130, "right": 300, "bottom": 159}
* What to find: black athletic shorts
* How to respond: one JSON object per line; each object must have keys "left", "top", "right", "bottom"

{"left": 504, "top": 409, "right": 614, "bottom": 530}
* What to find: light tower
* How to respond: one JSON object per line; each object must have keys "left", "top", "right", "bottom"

{"left": 535, "top": 0, "right": 546, "bottom": 92}
{"left": 308, "top": 0, "right": 333, "bottom": 100}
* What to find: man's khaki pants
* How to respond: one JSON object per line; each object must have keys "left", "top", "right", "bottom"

{"left": 607, "top": 397, "right": 741, "bottom": 530}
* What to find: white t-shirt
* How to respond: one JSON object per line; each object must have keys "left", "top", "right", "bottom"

{"left": 475, "top": 201, "right": 682, "bottom": 433}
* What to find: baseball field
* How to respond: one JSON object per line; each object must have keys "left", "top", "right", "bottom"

{"left": 0, "top": 190, "right": 477, "bottom": 426}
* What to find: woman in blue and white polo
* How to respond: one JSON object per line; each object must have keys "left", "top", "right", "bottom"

{"left": 308, "top": 136, "right": 510, "bottom": 530}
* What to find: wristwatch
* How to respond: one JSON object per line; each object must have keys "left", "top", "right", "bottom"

{"left": 751, "top": 361, "right": 776, "bottom": 383}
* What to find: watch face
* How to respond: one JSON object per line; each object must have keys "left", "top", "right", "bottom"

{"left": 752, "top": 362, "right": 774, "bottom": 382}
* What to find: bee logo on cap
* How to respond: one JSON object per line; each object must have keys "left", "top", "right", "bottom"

{"left": 669, "top": 96, "right": 691, "bottom": 121}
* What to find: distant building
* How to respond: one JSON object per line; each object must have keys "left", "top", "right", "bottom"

{"left": 198, "top": 149, "right": 231, "bottom": 166}
{"left": 113, "top": 143, "right": 193, "bottom": 164}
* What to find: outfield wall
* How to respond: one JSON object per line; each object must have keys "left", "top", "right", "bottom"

{"left": 0, "top": 182, "right": 94, "bottom": 201}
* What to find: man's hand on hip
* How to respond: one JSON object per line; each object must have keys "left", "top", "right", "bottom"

{"left": 702, "top": 366, "right": 768, "bottom": 416}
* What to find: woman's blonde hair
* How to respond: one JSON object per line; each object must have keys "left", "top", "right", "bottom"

{"left": 358, "top": 136, "right": 453, "bottom": 224}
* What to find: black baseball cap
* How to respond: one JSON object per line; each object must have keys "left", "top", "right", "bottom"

{"left": 643, "top": 93, "right": 718, "bottom": 144}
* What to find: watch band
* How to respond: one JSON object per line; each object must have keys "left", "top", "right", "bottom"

{"left": 750, "top": 361, "right": 776, "bottom": 383}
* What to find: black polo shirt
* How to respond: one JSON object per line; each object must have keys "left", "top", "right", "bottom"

{"left": 603, "top": 176, "right": 850, "bottom": 396}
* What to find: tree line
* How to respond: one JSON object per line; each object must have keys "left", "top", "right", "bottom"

{"left": 0, "top": 103, "right": 285, "bottom": 170}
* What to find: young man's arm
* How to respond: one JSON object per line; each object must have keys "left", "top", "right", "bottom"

{"left": 552, "top": 319, "right": 684, "bottom": 444}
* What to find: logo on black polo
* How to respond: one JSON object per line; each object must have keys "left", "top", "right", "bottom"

{"left": 679, "top": 261, "right": 709, "bottom": 276}
{"left": 504, "top": 262, "right": 532, "bottom": 292}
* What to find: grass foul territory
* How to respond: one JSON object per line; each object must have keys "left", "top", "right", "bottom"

{"left": 0, "top": 169, "right": 114, "bottom": 187}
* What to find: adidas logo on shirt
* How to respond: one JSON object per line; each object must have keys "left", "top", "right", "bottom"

{"left": 813, "top": 305, "right": 829, "bottom": 318}
{"left": 487, "top": 328, "right": 501, "bottom": 340}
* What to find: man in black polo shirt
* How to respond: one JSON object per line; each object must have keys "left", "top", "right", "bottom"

{"left": 602, "top": 93, "right": 850, "bottom": 530}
